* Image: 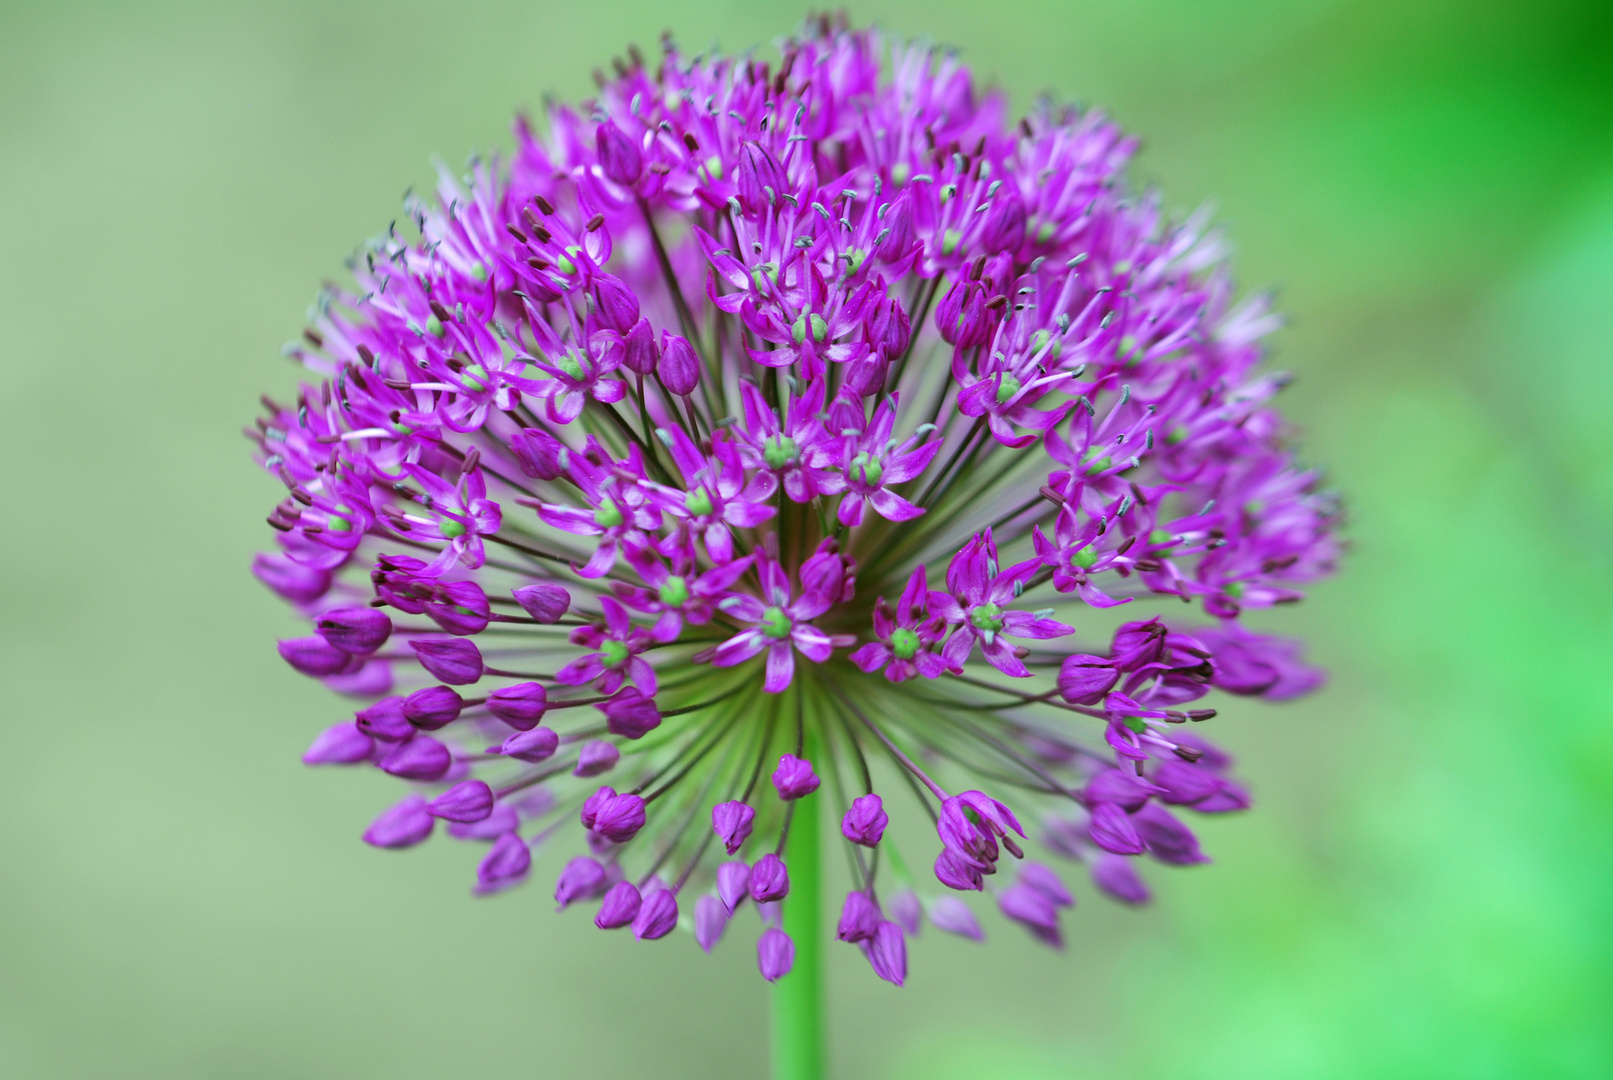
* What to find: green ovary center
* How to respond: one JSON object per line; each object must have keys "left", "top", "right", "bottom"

{"left": 599, "top": 640, "right": 630, "bottom": 667}
{"left": 684, "top": 488, "right": 714, "bottom": 517}
{"left": 889, "top": 627, "right": 920, "bottom": 659}
{"left": 760, "top": 606, "right": 792, "bottom": 639}
{"left": 439, "top": 519, "right": 467, "bottom": 539}
{"left": 850, "top": 451, "right": 883, "bottom": 487}
{"left": 969, "top": 603, "right": 1005, "bottom": 632}
{"left": 555, "top": 353, "right": 586, "bottom": 381}
{"left": 995, "top": 375, "right": 1022, "bottom": 404}
{"left": 791, "top": 313, "right": 829, "bottom": 346}
{"left": 763, "top": 435, "right": 799, "bottom": 469}
{"left": 658, "top": 576, "right": 689, "bottom": 607}
{"left": 593, "top": 503, "right": 623, "bottom": 528}
{"left": 1070, "top": 545, "right": 1099, "bottom": 569}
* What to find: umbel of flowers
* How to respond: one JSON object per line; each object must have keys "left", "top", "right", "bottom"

{"left": 253, "top": 16, "right": 1339, "bottom": 986}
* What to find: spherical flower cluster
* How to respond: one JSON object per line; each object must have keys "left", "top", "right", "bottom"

{"left": 252, "top": 17, "right": 1340, "bottom": 986}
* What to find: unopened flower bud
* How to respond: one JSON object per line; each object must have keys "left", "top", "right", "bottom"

{"left": 500, "top": 725, "right": 558, "bottom": 762}
{"left": 595, "top": 880, "right": 642, "bottom": 928}
{"left": 1058, "top": 654, "right": 1119, "bottom": 705}
{"left": 757, "top": 927, "right": 795, "bottom": 982}
{"left": 840, "top": 353, "right": 888, "bottom": 397}
{"left": 554, "top": 856, "right": 608, "bottom": 909}
{"left": 717, "top": 860, "right": 751, "bottom": 913}
{"left": 771, "top": 754, "right": 820, "bottom": 800}
{"left": 592, "top": 274, "right": 641, "bottom": 333}
{"left": 579, "top": 786, "right": 616, "bottom": 831}
{"left": 695, "top": 894, "right": 729, "bottom": 952}
{"left": 875, "top": 191, "right": 917, "bottom": 263}
{"left": 1018, "top": 862, "right": 1075, "bottom": 907}
{"left": 1090, "top": 854, "right": 1151, "bottom": 905}
{"left": 278, "top": 635, "right": 352, "bottom": 677}
{"left": 302, "top": 721, "right": 373, "bottom": 765}
{"left": 841, "top": 793, "right": 888, "bottom": 846}
{"left": 363, "top": 795, "right": 434, "bottom": 848}
{"left": 427, "top": 779, "right": 494, "bottom": 823}
{"left": 487, "top": 682, "right": 547, "bottom": 729}
{"left": 573, "top": 739, "right": 620, "bottom": 776}
{"left": 253, "top": 552, "right": 331, "bottom": 604}
{"left": 1152, "top": 760, "right": 1221, "bottom": 805}
{"left": 937, "top": 279, "right": 989, "bottom": 347}
{"left": 511, "top": 428, "right": 566, "bottom": 481}
{"left": 404, "top": 685, "right": 463, "bottom": 729}
{"left": 875, "top": 889, "right": 913, "bottom": 937}
{"left": 316, "top": 606, "right": 392, "bottom": 654}
{"left": 976, "top": 188, "right": 1027, "bottom": 254}
{"left": 862, "top": 921, "right": 907, "bottom": 985}
{"left": 1087, "top": 802, "right": 1146, "bottom": 855}
{"left": 474, "top": 831, "right": 531, "bottom": 895}
{"left": 658, "top": 331, "right": 700, "bottom": 396}
{"left": 1131, "top": 802, "right": 1208, "bottom": 865}
{"left": 865, "top": 295, "right": 911, "bottom": 360}
{"left": 379, "top": 735, "right": 451, "bottom": 781}
{"left": 592, "top": 792, "right": 646, "bottom": 843}
{"left": 836, "top": 890, "right": 881, "bottom": 943}
{"left": 597, "top": 688, "right": 661, "bottom": 739}
{"left": 409, "top": 637, "right": 483, "bottom": 685}
{"left": 633, "top": 888, "right": 679, "bottom": 940}
{"left": 735, "top": 141, "right": 783, "bottom": 214}
{"left": 449, "top": 803, "right": 518, "bottom": 840}
{"left": 998, "top": 883, "right": 1063, "bottom": 948}
{"left": 622, "top": 317, "right": 659, "bottom": 375}
{"left": 354, "top": 697, "right": 413, "bottom": 741}
{"left": 595, "top": 119, "right": 643, "bottom": 186}
{"left": 928, "top": 896, "right": 985, "bottom": 940}
{"left": 1083, "top": 768, "right": 1159, "bottom": 812}
{"left": 748, "top": 853, "right": 790, "bottom": 902}
{"left": 512, "top": 581, "right": 570, "bottom": 622}
{"left": 711, "top": 800, "right": 756, "bottom": 855}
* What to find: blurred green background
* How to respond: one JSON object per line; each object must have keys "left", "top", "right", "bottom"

{"left": 3, "top": 0, "right": 1611, "bottom": 1076}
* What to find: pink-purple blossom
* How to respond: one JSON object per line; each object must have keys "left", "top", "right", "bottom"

{"left": 259, "top": 17, "right": 1340, "bottom": 986}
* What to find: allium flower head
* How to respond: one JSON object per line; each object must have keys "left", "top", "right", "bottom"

{"left": 252, "top": 16, "right": 1341, "bottom": 984}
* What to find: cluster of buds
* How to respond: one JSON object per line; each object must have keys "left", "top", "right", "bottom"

{"left": 253, "top": 16, "right": 1338, "bottom": 984}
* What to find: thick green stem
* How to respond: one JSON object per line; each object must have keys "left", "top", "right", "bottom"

{"left": 773, "top": 730, "right": 824, "bottom": 1080}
